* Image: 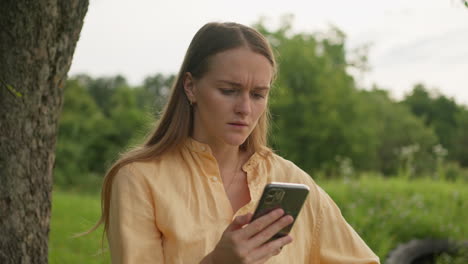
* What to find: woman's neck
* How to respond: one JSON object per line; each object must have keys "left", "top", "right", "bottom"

{"left": 191, "top": 135, "right": 243, "bottom": 171}
{"left": 211, "top": 145, "right": 242, "bottom": 172}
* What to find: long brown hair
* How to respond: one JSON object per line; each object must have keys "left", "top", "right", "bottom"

{"left": 88, "top": 22, "right": 277, "bottom": 238}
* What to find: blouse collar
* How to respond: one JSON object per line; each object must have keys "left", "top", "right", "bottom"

{"left": 184, "top": 137, "right": 269, "bottom": 172}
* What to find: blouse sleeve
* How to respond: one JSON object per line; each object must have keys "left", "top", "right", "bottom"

{"left": 315, "top": 186, "right": 380, "bottom": 264}
{"left": 107, "top": 164, "right": 164, "bottom": 264}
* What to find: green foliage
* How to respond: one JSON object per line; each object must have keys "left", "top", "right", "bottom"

{"left": 436, "top": 248, "right": 468, "bottom": 264}
{"left": 255, "top": 18, "right": 441, "bottom": 177}
{"left": 437, "top": 161, "right": 468, "bottom": 182}
{"left": 402, "top": 84, "right": 468, "bottom": 167}
{"left": 139, "top": 73, "right": 175, "bottom": 115}
{"left": 55, "top": 79, "right": 106, "bottom": 188}
{"left": 319, "top": 176, "right": 468, "bottom": 260}
{"left": 54, "top": 76, "right": 154, "bottom": 191}
{"left": 359, "top": 87, "right": 439, "bottom": 175}
{"left": 453, "top": 108, "right": 468, "bottom": 166}
{"left": 79, "top": 74, "right": 129, "bottom": 117}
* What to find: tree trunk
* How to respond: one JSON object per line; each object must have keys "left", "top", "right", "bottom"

{"left": 0, "top": 1, "right": 88, "bottom": 263}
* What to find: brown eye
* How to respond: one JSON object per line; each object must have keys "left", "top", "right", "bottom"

{"left": 252, "top": 92, "right": 265, "bottom": 99}
{"left": 220, "top": 89, "right": 236, "bottom": 95}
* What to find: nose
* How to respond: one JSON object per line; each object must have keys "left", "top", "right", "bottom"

{"left": 234, "top": 92, "right": 251, "bottom": 116}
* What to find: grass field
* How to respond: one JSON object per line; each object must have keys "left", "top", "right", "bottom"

{"left": 319, "top": 176, "right": 468, "bottom": 259}
{"left": 49, "top": 176, "right": 467, "bottom": 263}
{"left": 49, "top": 191, "right": 110, "bottom": 264}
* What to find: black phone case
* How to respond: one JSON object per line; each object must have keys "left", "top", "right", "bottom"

{"left": 251, "top": 182, "right": 310, "bottom": 240}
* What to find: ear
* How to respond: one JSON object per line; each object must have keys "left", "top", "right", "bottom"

{"left": 183, "top": 72, "right": 197, "bottom": 104}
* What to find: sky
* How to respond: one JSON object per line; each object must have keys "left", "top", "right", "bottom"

{"left": 69, "top": 0, "right": 468, "bottom": 105}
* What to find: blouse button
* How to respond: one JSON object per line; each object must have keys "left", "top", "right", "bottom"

{"left": 211, "top": 176, "right": 218, "bottom": 182}
{"left": 200, "top": 146, "right": 206, "bottom": 151}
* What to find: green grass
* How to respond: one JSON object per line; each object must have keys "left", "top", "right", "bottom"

{"left": 49, "top": 189, "right": 110, "bottom": 264}
{"left": 50, "top": 177, "right": 468, "bottom": 263}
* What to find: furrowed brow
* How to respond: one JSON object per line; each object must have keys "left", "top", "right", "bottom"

{"left": 216, "top": 80, "right": 242, "bottom": 88}
{"left": 253, "top": 86, "right": 270, "bottom": 91}
{"left": 216, "top": 80, "right": 270, "bottom": 90}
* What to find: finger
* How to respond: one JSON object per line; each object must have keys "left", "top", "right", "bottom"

{"left": 242, "top": 209, "right": 284, "bottom": 238}
{"left": 225, "top": 213, "right": 253, "bottom": 232}
{"left": 249, "top": 215, "right": 293, "bottom": 248}
{"left": 254, "top": 248, "right": 282, "bottom": 264}
{"left": 250, "top": 235, "right": 293, "bottom": 262}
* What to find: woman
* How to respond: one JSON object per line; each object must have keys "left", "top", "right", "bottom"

{"left": 97, "top": 22, "right": 380, "bottom": 263}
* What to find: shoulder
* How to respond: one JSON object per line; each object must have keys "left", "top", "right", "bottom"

{"left": 111, "top": 162, "right": 151, "bottom": 191}
{"left": 112, "top": 152, "right": 175, "bottom": 185}
{"left": 112, "top": 148, "right": 192, "bottom": 190}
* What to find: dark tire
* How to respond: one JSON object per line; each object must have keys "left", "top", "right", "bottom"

{"left": 386, "top": 239, "right": 468, "bottom": 264}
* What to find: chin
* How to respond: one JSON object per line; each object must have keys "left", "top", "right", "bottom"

{"left": 223, "top": 134, "right": 249, "bottom": 147}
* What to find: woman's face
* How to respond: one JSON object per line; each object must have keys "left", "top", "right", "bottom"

{"left": 184, "top": 47, "right": 273, "bottom": 148}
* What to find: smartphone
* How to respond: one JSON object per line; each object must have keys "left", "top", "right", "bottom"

{"left": 251, "top": 182, "right": 310, "bottom": 240}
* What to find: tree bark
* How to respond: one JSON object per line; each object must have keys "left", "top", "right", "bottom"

{"left": 0, "top": 1, "right": 88, "bottom": 263}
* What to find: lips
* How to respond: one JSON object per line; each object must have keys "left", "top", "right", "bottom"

{"left": 228, "top": 122, "right": 248, "bottom": 126}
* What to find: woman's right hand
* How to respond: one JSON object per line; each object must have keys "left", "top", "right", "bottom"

{"left": 203, "top": 208, "right": 294, "bottom": 264}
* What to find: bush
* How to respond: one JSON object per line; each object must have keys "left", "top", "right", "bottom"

{"left": 319, "top": 175, "right": 468, "bottom": 260}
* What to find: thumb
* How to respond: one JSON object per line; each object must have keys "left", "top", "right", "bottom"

{"left": 226, "top": 213, "right": 253, "bottom": 232}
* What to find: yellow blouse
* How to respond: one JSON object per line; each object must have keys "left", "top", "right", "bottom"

{"left": 108, "top": 138, "right": 380, "bottom": 263}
